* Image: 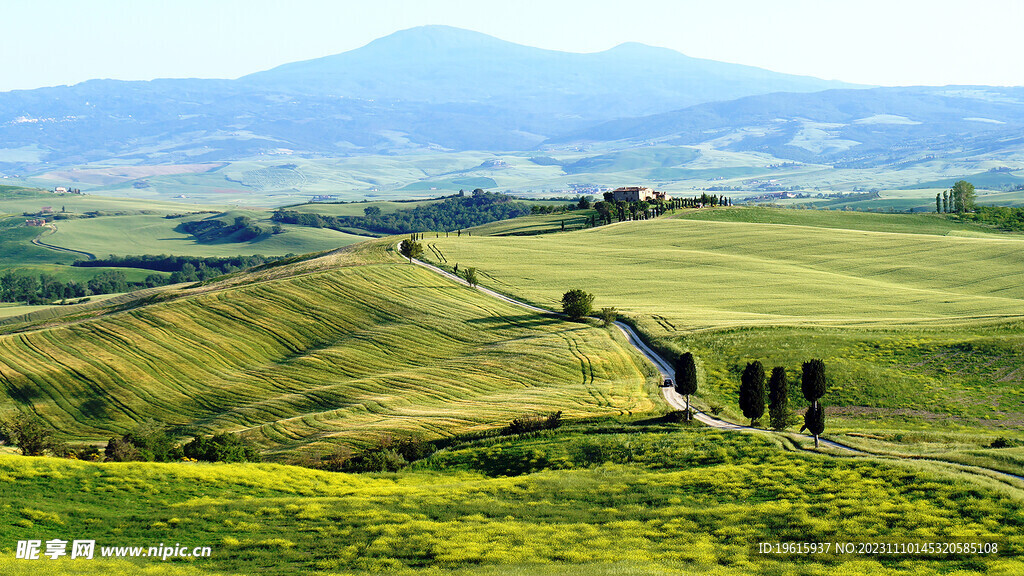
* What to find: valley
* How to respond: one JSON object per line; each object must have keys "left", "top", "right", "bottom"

{"left": 2, "top": 18, "right": 1024, "bottom": 576}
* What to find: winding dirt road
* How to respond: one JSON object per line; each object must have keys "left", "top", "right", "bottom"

{"left": 31, "top": 224, "right": 96, "bottom": 261}
{"left": 407, "top": 249, "right": 1024, "bottom": 484}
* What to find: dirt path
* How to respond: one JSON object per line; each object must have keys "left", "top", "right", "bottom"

{"left": 407, "top": 248, "right": 1024, "bottom": 485}
{"left": 31, "top": 224, "right": 96, "bottom": 261}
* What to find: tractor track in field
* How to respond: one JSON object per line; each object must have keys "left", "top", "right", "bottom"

{"left": 32, "top": 224, "right": 96, "bottom": 261}
{"left": 406, "top": 246, "right": 1024, "bottom": 487}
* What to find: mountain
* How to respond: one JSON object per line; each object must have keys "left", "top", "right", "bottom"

{"left": 0, "top": 26, "right": 858, "bottom": 172}
{"left": 240, "top": 25, "right": 857, "bottom": 120}
{"left": 551, "top": 86, "right": 1024, "bottom": 167}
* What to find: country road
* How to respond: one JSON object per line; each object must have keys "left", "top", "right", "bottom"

{"left": 407, "top": 248, "right": 1024, "bottom": 484}
{"left": 31, "top": 224, "right": 96, "bottom": 261}
{"left": 408, "top": 250, "right": 856, "bottom": 447}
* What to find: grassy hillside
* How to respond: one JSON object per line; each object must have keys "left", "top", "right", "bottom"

{"left": 0, "top": 241, "right": 654, "bottom": 456}
{"left": 674, "top": 206, "right": 1009, "bottom": 236}
{"left": 437, "top": 212, "right": 1024, "bottom": 328}
{"left": 420, "top": 208, "right": 1024, "bottom": 459}
{"left": 1, "top": 424, "right": 1021, "bottom": 576}
{"left": 44, "top": 213, "right": 365, "bottom": 258}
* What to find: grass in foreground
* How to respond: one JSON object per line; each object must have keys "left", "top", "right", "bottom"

{"left": 0, "top": 425, "right": 1021, "bottom": 576}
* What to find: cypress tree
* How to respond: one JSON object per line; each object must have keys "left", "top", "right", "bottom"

{"left": 674, "top": 352, "right": 698, "bottom": 421}
{"left": 767, "top": 366, "right": 789, "bottom": 430}
{"left": 800, "top": 402, "right": 825, "bottom": 447}
{"left": 739, "top": 361, "right": 766, "bottom": 426}
{"left": 936, "top": 193, "right": 941, "bottom": 213}
{"left": 801, "top": 359, "right": 827, "bottom": 447}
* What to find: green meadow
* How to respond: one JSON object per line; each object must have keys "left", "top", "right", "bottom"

{"left": 0, "top": 241, "right": 655, "bottom": 456}
{"left": 1, "top": 424, "right": 1022, "bottom": 576}
{"left": 43, "top": 213, "right": 365, "bottom": 259}
{"left": 417, "top": 207, "right": 1024, "bottom": 465}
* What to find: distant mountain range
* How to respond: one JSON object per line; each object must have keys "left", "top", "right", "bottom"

{"left": 0, "top": 26, "right": 856, "bottom": 171}
{"left": 553, "top": 86, "right": 1024, "bottom": 167}
{"left": 0, "top": 25, "right": 1022, "bottom": 176}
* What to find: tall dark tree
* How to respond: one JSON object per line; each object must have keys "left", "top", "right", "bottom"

{"left": 463, "top": 267, "right": 478, "bottom": 287}
{"left": 801, "top": 359, "right": 827, "bottom": 447}
{"left": 674, "top": 352, "right": 698, "bottom": 420}
{"left": 768, "top": 366, "right": 789, "bottom": 430}
{"left": 739, "top": 361, "right": 766, "bottom": 426}
{"left": 800, "top": 403, "right": 825, "bottom": 447}
{"left": 561, "top": 289, "right": 594, "bottom": 320}
{"left": 936, "top": 193, "right": 941, "bottom": 214}
{"left": 942, "top": 190, "right": 949, "bottom": 213}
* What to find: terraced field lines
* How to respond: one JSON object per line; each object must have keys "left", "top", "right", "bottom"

{"left": 0, "top": 249, "right": 656, "bottom": 454}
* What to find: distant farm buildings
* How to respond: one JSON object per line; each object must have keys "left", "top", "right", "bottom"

{"left": 25, "top": 219, "right": 46, "bottom": 226}
{"left": 609, "top": 186, "right": 670, "bottom": 202}
{"left": 50, "top": 186, "right": 82, "bottom": 194}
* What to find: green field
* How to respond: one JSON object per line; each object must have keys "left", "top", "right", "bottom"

{"left": 0, "top": 241, "right": 655, "bottom": 456}
{"left": 287, "top": 199, "right": 445, "bottom": 217}
{"left": 1, "top": 423, "right": 1021, "bottom": 576}
{"left": 0, "top": 189, "right": 368, "bottom": 305}
{"left": 43, "top": 213, "right": 365, "bottom": 259}
{"left": 0, "top": 216, "right": 169, "bottom": 283}
{"left": 415, "top": 208, "right": 1024, "bottom": 466}
{"left": 429, "top": 210, "right": 1024, "bottom": 328}
{"left": 467, "top": 210, "right": 599, "bottom": 236}
{"left": 674, "top": 205, "right": 1012, "bottom": 236}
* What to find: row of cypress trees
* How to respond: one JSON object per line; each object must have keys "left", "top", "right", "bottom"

{"left": 740, "top": 359, "right": 827, "bottom": 446}
{"left": 674, "top": 354, "right": 828, "bottom": 447}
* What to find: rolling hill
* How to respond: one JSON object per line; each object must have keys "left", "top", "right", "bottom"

{"left": 0, "top": 240, "right": 654, "bottom": 457}
{"left": 419, "top": 208, "right": 1024, "bottom": 467}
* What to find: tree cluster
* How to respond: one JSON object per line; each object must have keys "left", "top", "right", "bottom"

{"left": 736, "top": 359, "right": 827, "bottom": 444}
{"left": 561, "top": 289, "right": 594, "bottom": 320}
{"left": 938, "top": 180, "right": 976, "bottom": 214}
{"left": 178, "top": 216, "right": 282, "bottom": 243}
{"left": 75, "top": 254, "right": 284, "bottom": 275}
{"left": 954, "top": 205, "right": 1024, "bottom": 232}
{"left": 274, "top": 190, "right": 533, "bottom": 234}
{"left": 320, "top": 435, "right": 435, "bottom": 473}
{"left": 0, "top": 257, "right": 275, "bottom": 304}
{"left": 506, "top": 411, "right": 563, "bottom": 435}
{"left": 0, "top": 413, "right": 66, "bottom": 456}
{"left": 104, "top": 421, "right": 260, "bottom": 463}
{"left": 528, "top": 196, "right": 593, "bottom": 214}
{"left": 0, "top": 270, "right": 146, "bottom": 305}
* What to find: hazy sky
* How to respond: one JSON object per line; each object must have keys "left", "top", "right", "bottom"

{"left": 2, "top": 0, "right": 1021, "bottom": 92}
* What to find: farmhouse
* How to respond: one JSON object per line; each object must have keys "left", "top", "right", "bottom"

{"left": 609, "top": 186, "right": 670, "bottom": 202}
{"left": 25, "top": 219, "right": 46, "bottom": 226}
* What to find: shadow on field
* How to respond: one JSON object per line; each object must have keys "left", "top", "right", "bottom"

{"left": 5, "top": 383, "right": 41, "bottom": 404}
{"left": 79, "top": 398, "right": 109, "bottom": 419}
{"left": 466, "top": 314, "right": 562, "bottom": 329}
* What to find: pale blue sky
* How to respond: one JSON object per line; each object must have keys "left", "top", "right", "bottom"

{"left": 1, "top": 0, "right": 1021, "bottom": 92}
